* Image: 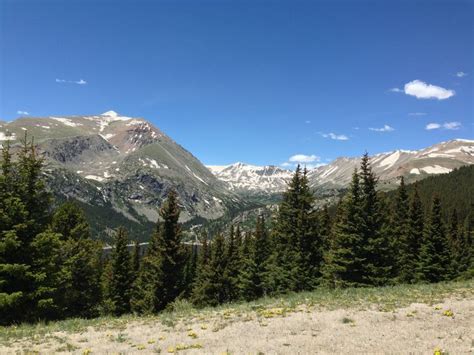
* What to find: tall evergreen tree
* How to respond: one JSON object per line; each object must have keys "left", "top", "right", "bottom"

{"left": 107, "top": 227, "right": 133, "bottom": 315}
{"left": 399, "top": 184, "right": 425, "bottom": 283}
{"left": 223, "top": 225, "right": 241, "bottom": 301}
{"left": 131, "top": 190, "right": 186, "bottom": 312}
{"left": 266, "top": 165, "right": 316, "bottom": 293}
{"left": 52, "top": 202, "right": 102, "bottom": 318}
{"left": 319, "top": 205, "right": 332, "bottom": 254}
{"left": 191, "top": 231, "right": 214, "bottom": 306}
{"left": 322, "top": 169, "right": 366, "bottom": 288}
{"left": 0, "top": 135, "right": 57, "bottom": 324}
{"left": 192, "top": 233, "right": 228, "bottom": 306}
{"left": 417, "top": 196, "right": 450, "bottom": 283}
{"left": 392, "top": 176, "right": 411, "bottom": 282}
{"left": 359, "top": 153, "right": 392, "bottom": 285}
{"left": 131, "top": 239, "right": 141, "bottom": 280}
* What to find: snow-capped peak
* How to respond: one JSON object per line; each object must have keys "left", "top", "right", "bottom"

{"left": 101, "top": 110, "right": 119, "bottom": 117}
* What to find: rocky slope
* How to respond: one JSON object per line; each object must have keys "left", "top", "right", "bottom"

{"left": 0, "top": 111, "right": 241, "bottom": 239}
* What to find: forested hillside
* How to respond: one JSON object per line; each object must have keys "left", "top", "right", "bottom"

{"left": 384, "top": 165, "right": 473, "bottom": 223}
{"left": 1, "top": 137, "right": 472, "bottom": 325}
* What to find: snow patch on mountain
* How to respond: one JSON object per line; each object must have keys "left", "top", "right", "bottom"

{"left": 420, "top": 165, "right": 452, "bottom": 174}
{"left": 50, "top": 117, "right": 82, "bottom": 127}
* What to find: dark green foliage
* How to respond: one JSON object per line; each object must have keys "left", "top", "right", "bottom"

{"left": 51, "top": 202, "right": 101, "bottom": 318}
{"left": 223, "top": 225, "right": 241, "bottom": 301}
{"left": 266, "top": 166, "right": 320, "bottom": 293}
{"left": 131, "top": 190, "right": 186, "bottom": 313}
{"left": 359, "top": 153, "right": 392, "bottom": 285}
{"left": 322, "top": 170, "right": 366, "bottom": 287}
{"left": 319, "top": 205, "right": 332, "bottom": 253}
{"left": 181, "top": 244, "right": 198, "bottom": 298}
{"left": 131, "top": 239, "right": 141, "bottom": 280}
{"left": 107, "top": 227, "right": 133, "bottom": 315}
{"left": 191, "top": 233, "right": 228, "bottom": 306}
{"left": 397, "top": 185, "right": 424, "bottom": 283}
{"left": 0, "top": 136, "right": 57, "bottom": 324}
{"left": 417, "top": 197, "right": 450, "bottom": 283}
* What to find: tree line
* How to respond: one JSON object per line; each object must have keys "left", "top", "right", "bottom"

{"left": 0, "top": 138, "right": 472, "bottom": 325}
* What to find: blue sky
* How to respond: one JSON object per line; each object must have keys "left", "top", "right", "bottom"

{"left": 1, "top": 0, "right": 472, "bottom": 167}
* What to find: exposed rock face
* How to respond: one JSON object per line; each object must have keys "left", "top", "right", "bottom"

{"left": 1, "top": 111, "right": 241, "bottom": 238}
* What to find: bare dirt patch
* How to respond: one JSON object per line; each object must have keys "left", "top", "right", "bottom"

{"left": 1, "top": 296, "right": 472, "bottom": 354}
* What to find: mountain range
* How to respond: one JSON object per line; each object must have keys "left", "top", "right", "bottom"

{"left": 1, "top": 111, "right": 473, "bottom": 238}
{"left": 209, "top": 139, "right": 474, "bottom": 196}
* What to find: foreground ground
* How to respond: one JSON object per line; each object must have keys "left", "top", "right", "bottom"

{"left": 1, "top": 280, "right": 473, "bottom": 354}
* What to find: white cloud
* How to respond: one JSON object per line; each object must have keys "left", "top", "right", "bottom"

{"left": 456, "top": 71, "right": 467, "bottom": 78}
{"left": 369, "top": 124, "right": 395, "bottom": 132}
{"left": 320, "top": 132, "right": 349, "bottom": 141}
{"left": 443, "top": 121, "right": 461, "bottom": 130}
{"left": 17, "top": 110, "right": 29, "bottom": 115}
{"left": 425, "top": 121, "right": 461, "bottom": 130}
{"left": 426, "top": 123, "right": 441, "bottom": 130}
{"left": 56, "top": 78, "right": 87, "bottom": 85}
{"left": 408, "top": 112, "right": 427, "bottom": 116}
{"left": 389, "top": 87, "right": 403, "bottom": 92}
{"left": 289, "top": 154, "right": 320, "bottom": 163}
{"left": 404, "top": 80, "right": 454, "bottom": 100}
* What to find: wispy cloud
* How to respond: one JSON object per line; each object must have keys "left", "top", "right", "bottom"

{"left": 320, "top": 132, "right": 349, "bottom": 141}
{"left": 369, "top": 124, "right": 395, "bottom": 132}
{"left": 443, "top": 121, "right": 462, "bottom": 130}
{"left": 408, "top": 112, "right": 427, "bottom": 116}
{"left": 456, "top": 71, "right": 467, "bottom": 78}
{"left": 305, "top": 120, "right": 311, "bottom": 124}
{"left": 425, "top": 121, "right": 461, "bottom": 130}
{"left": 390, "top": 80, "right": 454, "bottom": 100}
{"left": 55, "top": 78, "right": 87, "bottom": 85}
{"left": 17, "top": 110, "right": 29, "bottom": 115}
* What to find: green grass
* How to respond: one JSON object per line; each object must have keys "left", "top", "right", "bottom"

{"left": 1, "top": 279, "right": 472, "bottom": 344}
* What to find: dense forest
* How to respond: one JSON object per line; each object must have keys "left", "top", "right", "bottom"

{"left": 0, "top": 137, "right": 472, "bottom": 325}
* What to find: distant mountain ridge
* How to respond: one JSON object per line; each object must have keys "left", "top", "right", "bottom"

{"left": 208, "top": 139, "right": 474, "bottom": 196}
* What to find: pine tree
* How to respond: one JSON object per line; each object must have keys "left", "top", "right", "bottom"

{"left": 51, "top": 202, "right": 101, "bottom": 318}
{"left": 266, "top": 165, "right": 315, "bottom": 293}
{"left": 322, "top": 169, "right": 366, "bottom": 288}
{"left": 107, "top": 227, "right": 133, "bottom": 315}
{"left": 131, "top": 225, "right": 162, "bottom": 314}
{"left": 132, "top": 190, "right": 186, "bottom": 312}
{"left": 253, "top": 215, "right": 270, "bottom": 297}
{"left": 29, "top": 230, "right": 63, "bottom": 321}
{"left": 191, "top": 231, "right": 214, "bottom": 306}
{"left": 131, "top": 239, "right": 141, "bottom": 280}
{"left": 448, "top": 208, "right": 472, "bottom": 278}
{"left": 417, "top": 196, "right": 450, "bottom": 283}
{"left": 399, "top": 184, "right": 425, "bottom": 283}
{"left": 223, "top": 225, "right": 241, "bottom": 301}
{"left": 359, "top": 153, "right": 392, "bottom": 285}
{"left": 319, "top": 205, "right": 332, "bottom": 254}
{"left": 392, "top": 176, "right": 411, "bottom": 283}
{"left": 181, "top": 244, "right": 198, "bottom": 298}
{"left": 192, "top": 233, "right": 228, "bottom": 306}
{"left": 0, "top": 135, "right": 57, "bottom": 324}
{"left": 298, "top": 168, "right": 322, "bottom": 289}
{"left": 237, "top": 231, "right": 257, "bottom": 301}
